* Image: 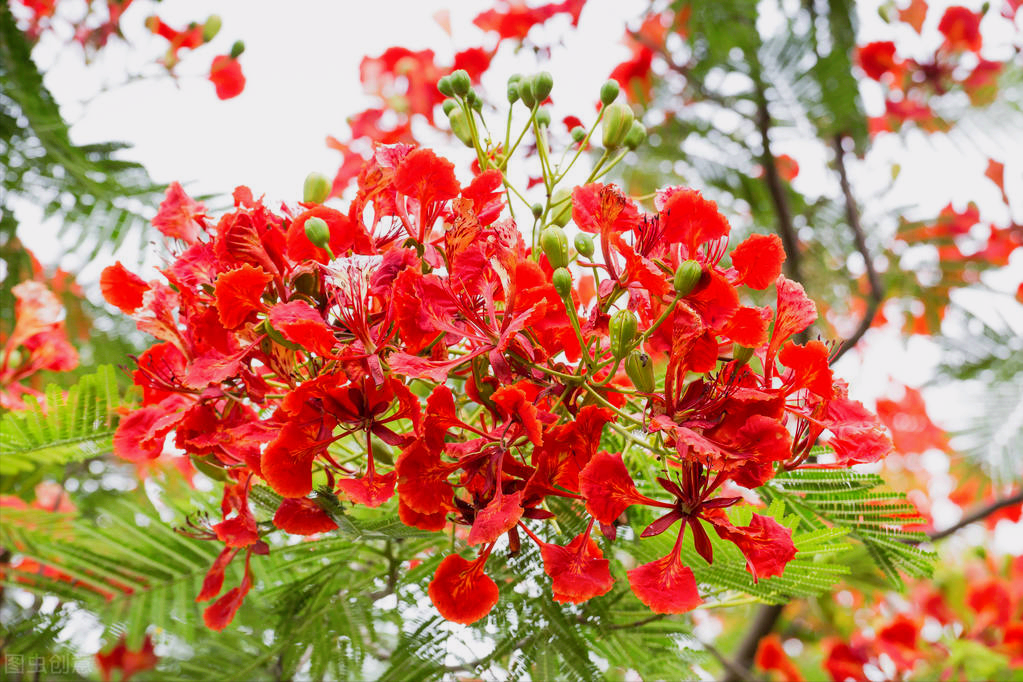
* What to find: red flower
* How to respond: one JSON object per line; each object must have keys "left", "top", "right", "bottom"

{"left": 153, "top": 182, "right": 206, "bottom": 243}
{"left": 579, "top": 451, "right": 664, "bottom": 524}
{"left": 209, "top": 55, "right": 246, "bottom": 100}
{"left": 857, "top": 41, "right": 901, "bottom": 80}
{"left": 100, "top": 262, "right": 149, "bottom": 314}
{"left": 428, "top": 552, "right": 500, "bottom": 625}
{"left": 755, "top": 633, "right": 804, "bottom": 682}
{"left": 214, "top": 265, "right": 272, "bottom": 328}
{"left": 473, "top": 0, "right": 586, "bottom": 41}
{"left": 656, "top": 187, "right": 731, "bottom": 256}
{"left": 273, "top": 497, "right": 338, "bottom": 535}
{"left": 96, "top": 634, "right": 159, "bottom": 682}
{"left": 535, "top": 526, "right": 614, "bottom": 604}
{"left": 627, "top": 533, "right": 702, "bottom": 614}
{"left": 730, "top": 233, "right": 786, "bottom": 290}
{"left": 938, "top": 6, "right": 983, "bottom": 52}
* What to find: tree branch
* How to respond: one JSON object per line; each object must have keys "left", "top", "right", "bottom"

{"left": 927, "top": 490, "right": 1023, "bottom": 542}
{"left": 719, "top": 603, "right": 785, "bottom": 682}
{"left": 831, "top": 134, "right": 884, "bottom": 364}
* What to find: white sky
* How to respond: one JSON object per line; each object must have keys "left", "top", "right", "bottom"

{"left": 10, "top": 0, "right": 1023, "bottom": 549}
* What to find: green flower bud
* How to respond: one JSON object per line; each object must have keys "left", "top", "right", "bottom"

{"left": 304, "top": 216, "right": 331, "bottom": 250}
{"left": 531, "top": 202, "right": 544, "bottom": 219}
{"left": 732, "top": 344, "right": 754, "bottom": 366}
{"left": 625, "top": 350, "right": 655, "bottom": 393}
{"left": 574, "top": 232, "right": 594, "bottom": 259}
{"left": 571, "top": 126, "right": 587, "bottom": 143}
{"left": 229, "top": 40, "right": 245, "bottom": 59}
{"left": 600, "top": 79, "right": 620, "bottom": 106}
{"left": 531, "top": 71, "right": 554, "bottom": 101}
{"left": 551, "top": 189, "right": 573, "bottom": 228}
{"left": 540, "top": 226, "right": 570, "bottom": 268}
{"left": 438, "top": 76, "right": 455, "bottom": 97}
{"left": 601, "top": 102, "right": 634, "bottom": 149}
{"left": 447, "top": 109, "right": 474, "bottom": 147}
{"left": 624, "top": 120, "right": 647, "bottom": 150}
{"left": 441, "top": 98, "right": 458, "bottom": 115}
{"left": 303, "top": 172, "right": 331, "bottom": 204}
{"left": 535, "top": 107, "right": 551, "bottom": 127}
{"left": 673, "top": 259, "right": 703, "bottom": 296}
{"left": 507, "top": 82, "right": 520, "bottom": 104}
{"left": 552, "top": 267, "right": 573, "bottom": 298}
{"left": 202, "top": 15, "right": 222, "bottom": 42}
{"left": 519, "top": 81, "right": 536, "bottom": 109}
{"left": 467, "top": 89, "right": 482, "bottom": 111}
{"left": 609, "top": 309, "right": 639, "bottom": 359}
{"left": 449, "top": 69, "right": 471, "bottom": 97}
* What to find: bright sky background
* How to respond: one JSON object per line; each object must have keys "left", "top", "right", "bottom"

{"left": 10, "top": 0, "right": 1023, "bottom": 550}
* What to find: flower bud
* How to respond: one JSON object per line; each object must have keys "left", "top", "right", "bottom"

{"left": 467, "top": 89, "right": 482, "bottom": 111}
{"left": 531, "top": 71, "right": 554, "bottom": 101}
{"left": 600, "top": 79, "right": 620, "bottom": 106}
{"left": 571, "top": 126, "right": 587, "bottom": 143}
{"left": 624, "top": 121, "right": 647, "bottom": 150}
{"left": 507, "top": 82, "right": 520, "bottom": 104}
{"left": 229, "top": 40, "right": 245, "bottom": 59}
{"left": 732, "top": 344, "right": 754, "bottom": 366}
{"left": 601, "top": 102, "right": 634, "bottom": 149}
{"left": 540, "top": 226, "right": 570, "bottom": 268}
{"left": 574, "top": 232, "right": 594, "bottom": 259}
{"left": 535, "top": 107, "right": 551, "bottom": 127}
{"left": 449, "top": 69, "right": 471, "bottom": 97}
{"left": 202, "top": 15, "right": 222, "bottom": 42}
{"left": 551, "top": 189, "right": 573, "bottom": 227}
{"left": 625, "top": 350, "right": 655, "bottom": 393}
{"left": 673, "top": 259, "right": 703, "bottom": 296}
{"left": 441, "top": 98, "right": 458, "bottom": 115}
{"left": 303, "top": 172, "right": 331, "bottom": 204}
{"left": 552, "top": 267, "right": 573, "bottom": 298}
{"left": 304, "top": 216, "right": 331, "bottom": 250}
{"left": 609, "top": 309, "right": 639, "bottom": 359}
{"left": 438, "top": 75, "right": 455, "bottom": 97}
{"left": 448, "top": 109, "right": 474, "bottom": 147}
{"left": 518, "top": 81, "right": 536, "bottom": 109}
{"left": 531, "top": 203, "right": 544, "bottom": 219}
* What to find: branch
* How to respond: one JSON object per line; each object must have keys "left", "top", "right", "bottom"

{"left": 753, "top": 80, "right": 802, "bottom": 284}
{"left": 831, "top": 134, "right": 884, "bottom": 364}
{"left": 719, "top": 603, "right": 785, "bottom": 682}
{"left": 927, "top": 490, "right": 1023, "bottom": 542}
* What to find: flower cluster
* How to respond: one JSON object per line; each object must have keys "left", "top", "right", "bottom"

{"left": 102, "top": 72, "right": 893, "bottom": 629}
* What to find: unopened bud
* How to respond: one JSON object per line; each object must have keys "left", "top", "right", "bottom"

{"left": 624, "top": 121, "right": 647, "bottom": 150}
{"left": 448, "top": 109, "right": 474, "bottom": 147}
{"left": 467, "top": 89, "right": 482, "bottom": 111}
{"left": 552, "top": 267, "right": 573, "bottom": 298}
{"left": 536, "top": 107, "right": 551, "bottom": 127}
{"left": 303, "top": 172, "right": 331, "bottom": 204}
{"left": 609, "top": 309, "right": 639, "bottom": 359}
{"left": 600, "top": 79, "right": 620, "bottom": 106}
{"left": 625, "top": 350, "right": 655, "bottom": 393}
{"left": 571, "top": 126, "right": 587, "bottom": 143}
{"left": 449, "top": 69, "right": 471, "bottom": 97}
{"left": 551, "top": 189, "right": 573, "bottom": 227}
{"left": 202, "top": 15, "right": 222, "bottom": 42}
{"left": 531, "top": 71, "right": 554, "bottom": 101}
{"left": 438, "top": 76, "right": 455, "bottom": 97}
{"left": 732, "top": 344, "right": 754, "bottom": 366}
{"left": 540, "top": 226, "right": 570, "bottom": 268}
{"left": 673, "top": 259, "right": 703, "bottom": 296}
{"left": 229, "top": 40, "right": 245, "bottom": 59}
{"left": 601, "top": 102, "right": 634, "bottom": 149}
{"left": 304, "top": 217, "right": 330, "bottom": 250}
{"left": 530, "top": 203, "right": 544, "bottom": 219}
{"left": 441, "top": 98, "right": 458, "bottom": 115}
{"left": 518, "top": 81, "right": 536, "bottom": 109}
{"left": 574, "top": 232, "right": 594, "bottom": 259}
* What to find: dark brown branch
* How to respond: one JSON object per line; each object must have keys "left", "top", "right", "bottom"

{"left": 927, "top": 490, "right": 1023, "bottom": 542}
{"left": 754, "top": 81, "right": 802, "bottom": 284}
{"left": 831, "top": 134, "right": 884, "bottom": 364}
{"left": 720, "top": 603, "right": 785, "bottom": 682}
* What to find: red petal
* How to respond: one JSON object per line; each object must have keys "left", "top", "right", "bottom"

{"left": 656, "top": 187, "right": 730, "bottom": 253}
{"left": 731, "top": 234, "right": 786, "bottom": 290}
{"left": 721, "top": 306, "right": 771, "bottom": 348}
{"left": 273, "top": 497, "right": 338, "bottom": 535}
{"left": 393, "top": 148, "right": 460, "bottom": 207}
{"left": 767, "top": 276, "right": 817, "bottom": 362}
{"left": 709, "top": 512, "right": 797, "bottom": 581}
{"left": 491, "top": 385, "right": 543, "bottom": 446}
{"left": 539, "top": 533, "right": 614, "bottom": 604}
{"left": 468, "top": 490, "right": 524, "bottom": 546}
{"left": 113, "top": 406, "right": 169, "bottom": 461}
{"left": 579, "top": 452, "right": 658, "bottom": 524}
{"left": 778, "top": 340, "right": 834, "bottom": 397}
{"left": 209, "top": 55, "right": 246, "bottom": 100}
{"left": 428, "top": 554, "right": 499, "bottom": 625}
{"left": 627, "top": 550, "right": 702, "bottom": 614}
{"left": 153, "top": 181, "right": 205, "bottom": 243}
{"left": 396, "top": 438, "right": 454, "bottom": 514}
{"left": 571, "top": 183, "right": 640, "bottom": 235}
{"left": 268, "top": 301, "right": 337, "bottom": 356}
{"left": 337, "top": 470, "right": 397, "bottom": 508}
{"left": 214, "top": 265, "right": 272, "bottom": 329}
{"left": 398, "top": 499, "right": 448, "bottom": 531}
{"left": 100, "top": 263, "right": 149, "bottom": 314}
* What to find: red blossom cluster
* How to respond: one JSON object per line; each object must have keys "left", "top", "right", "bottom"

{"left": 857, "top": 2, "right": 1017, "bottom": 135}
{"left": 101, "top": 118, "right": 893, "bottom": 628}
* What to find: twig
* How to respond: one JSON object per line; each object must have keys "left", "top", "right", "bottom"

{"left": 927, "top": 490, "right": 1023, "bottom": 542}
{"left": 831, "top": 134, "right": 884, "bottom": 364}
{"left": 720, "top": 603, "right": 784, "bottom": 682}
